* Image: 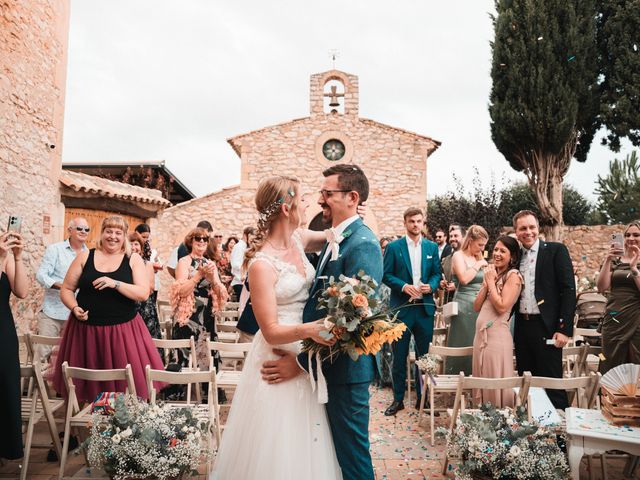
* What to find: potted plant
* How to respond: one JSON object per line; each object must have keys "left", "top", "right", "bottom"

{"left": 87, "top": 394, "right": 210, "bottom": 479}
{"left": 437, "top": 403, "right": 570, "bottom": 479}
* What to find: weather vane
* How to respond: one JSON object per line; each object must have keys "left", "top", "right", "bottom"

{"left": 329, "top": 49, "right": 340, "bottom": 69}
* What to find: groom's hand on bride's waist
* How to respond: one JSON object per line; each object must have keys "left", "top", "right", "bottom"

{"left": 261, "top": 348, "right": 302, "bottom": 384}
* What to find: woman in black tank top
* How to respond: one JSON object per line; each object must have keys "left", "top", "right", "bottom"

{"left": 51, "top": 216, "right": 166, "bottom": 402}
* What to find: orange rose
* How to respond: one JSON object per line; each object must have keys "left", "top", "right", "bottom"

{"left": 352, "top": 294, "right": 369, "bottom": 309}
{"left": 326, "top": 286, "right": 340, "bottom": 297}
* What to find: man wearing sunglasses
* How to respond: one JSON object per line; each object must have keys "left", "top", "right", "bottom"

{"left": 36, "top": 217, "right": 90, "bottom": 359}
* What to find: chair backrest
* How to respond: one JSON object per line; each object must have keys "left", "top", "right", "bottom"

{"left": 152, "top": 336, "right": 197, "bottom": 368}
{"left": 225, "top": 302, "right": 240, "bottom": 311}
{"left": 449, "top": 372, "right": 531, "bottom": 430}
{"left": 528, "top": 371, "right": 601, "bottom": 408}
{"left": 428, "top": 343, "right": 474, "bottom": 373}
{"left": 562, "top": 344, "right": 588, "bottom": 377}
{"left": 62, "top": 361, "right": 137, "bottom": 409}
{"left": 25, "top": 333, "right": 61, "bottom": 363}
{"left": 217, "top": 310, "right": 239, "bottom": 321}
{"left": 145, "top": 364, "right": 215, "bottom": 405}
{"left": 208, "top": 340, "right": 252, "bottom": 355}
{"left": 574, "top": 327, "right": 601, "bottom": 338}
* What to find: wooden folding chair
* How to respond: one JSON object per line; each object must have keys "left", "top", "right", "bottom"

{"left": 145, "top": 365, "right": 221, "bottom": 471}
{"left": 442, "top": 372, "right": 531, "bottom": 475}
{"left": 225, "top": 301, "right": 240, "bottom": 311}
{"left": 20, "top": 364, "right": 64, "bottom": 480}
{"left": 207, "top": 340, "right": 252, "bottom": 404}
{"left": 152, "top": 336, "right": 201, "bottom": 402}
{"left": 407, "top": 329, "right": 449, "bottom": 405}
{"left": 58, "top": 362, "right": 136, "bottom": 480}
{"left": 417, "top": 343, "right": 474, "bottom": 445}
{"left": 562, "top": 344, "right": 588, "bottom": 378}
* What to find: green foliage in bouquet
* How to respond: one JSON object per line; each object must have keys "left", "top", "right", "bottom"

{"left": 436, "top": 403, "right": 570, "bottom": 480}
{"left": 301, "top": 270, "right": 406, "bottom": 362}
{"left": 87, "top": 394, "right": 210, "bottom": 480}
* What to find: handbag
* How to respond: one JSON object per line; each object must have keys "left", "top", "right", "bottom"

{"left": 442, "top": 301, "right": 459, "bottom": 319}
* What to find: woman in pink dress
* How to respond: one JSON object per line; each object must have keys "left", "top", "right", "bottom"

{"left": 472, "top": 235, "right": 523, "bottom": 407}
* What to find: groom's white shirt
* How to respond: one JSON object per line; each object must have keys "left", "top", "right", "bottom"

{"left": 318, "top": 214, "right": 360, "bottom": 273}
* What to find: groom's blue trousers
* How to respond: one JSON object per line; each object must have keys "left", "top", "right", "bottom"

{"left": 326, "top": 381, "right": 374, "bottom": 480}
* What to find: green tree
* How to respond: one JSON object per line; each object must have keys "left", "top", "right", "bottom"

{"left": 489, "top": 0, "right": 599, "bottom": 239}
{"left": 595, "top": 151, "right": 640, "bottom": 223}
{"left": 426, "top": 171, "right": 508, "bottom": 245}
{"left": 593, "top": 0, "right": 640, "bottom": 154}
{"left": 500, "top": 183, "right": 595, "bottom": 225}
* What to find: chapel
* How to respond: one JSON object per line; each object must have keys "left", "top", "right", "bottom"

{"left": 155, "top": 69, "right": 441, "bottom": 254}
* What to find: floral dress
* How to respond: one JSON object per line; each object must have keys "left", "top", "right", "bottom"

{"left": 135, "top": 260, "right": 161, "bottom": 339}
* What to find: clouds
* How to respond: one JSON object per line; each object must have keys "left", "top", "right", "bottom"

{"left": 63, "top": 0, "right": 618, "bottom": 201}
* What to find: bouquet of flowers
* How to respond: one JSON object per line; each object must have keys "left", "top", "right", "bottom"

{"left": 436, "top": 403, "right": 569, "bottom": 480}
{"left": 577, "top": 276, "right": 597, "bottom": 293}
{"left": 301, "top": 270, "right": 406, "bottom": 361}
{"left": 87, "top": 394, "right": 210, "bottom": 480}
{"left": 416, "top": 352, "right": 442, "bottom": 385}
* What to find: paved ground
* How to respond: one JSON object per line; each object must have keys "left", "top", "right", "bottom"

{"left": 1, "top": 386, "right": 636, "bottom": 479}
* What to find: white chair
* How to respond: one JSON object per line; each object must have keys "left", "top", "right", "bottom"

{"left": 145, "top": 365, "right": 221, "bottom": 470}
{"left": 417, "top": 343, "right": 475, "bottom": 445}
{"left": 442, "top": 372, "right": 531, "bottom": 475}
{"left": 207, "top": 340, "right": 252, "bottom": 402}
{"left": 58, "top": 362, "right": 136, "bottom": 480}
{"left": 152, "top": 336, "right": 201, "bottom": 402}
{"left": 20, "top": 364, "right": 64, "bottom": 480}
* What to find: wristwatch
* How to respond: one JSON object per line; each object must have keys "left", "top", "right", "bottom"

{"left": 114, "top": 281, "right": 121, "bottom": 289}
{"left": 630, "top": 269, "right": 639, "bottom": 277}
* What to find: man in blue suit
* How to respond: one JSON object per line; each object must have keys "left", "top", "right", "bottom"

{"left": 382, "top": 207, "right": 441, "bottom": 415}
{"left": 260, "top": 164, "right": 382, "bottom": 480}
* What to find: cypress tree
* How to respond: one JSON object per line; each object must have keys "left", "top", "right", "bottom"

{"left": 489, "top": 0, "right": 598, "bottom": 239}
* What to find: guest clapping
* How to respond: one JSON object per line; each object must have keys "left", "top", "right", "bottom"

{"left": 51, "top": 216, "right": 165, "bottom": 401}
{"left": 472, "top": 236, "right": 522, "bottom": 407}
{"left": 596, "top": 221, "right": 640, "bottom": 373}
{"left": 0, "top": 231, "right": 27, "bottom": 460}
{"left": 445, "top": 225, "right": 488, "bottom": 375}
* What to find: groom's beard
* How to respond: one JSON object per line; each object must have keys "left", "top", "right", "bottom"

{"left": 320, "top": 202, "right": 333, "bottom": 224}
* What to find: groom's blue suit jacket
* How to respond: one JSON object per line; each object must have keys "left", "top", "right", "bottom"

{"left": 298, "top": 218, "right": 383, "bottom": 385}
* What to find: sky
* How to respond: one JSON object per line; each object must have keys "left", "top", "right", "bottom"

{"left": 62, "top": 0, "right": 634, "bottom": 202}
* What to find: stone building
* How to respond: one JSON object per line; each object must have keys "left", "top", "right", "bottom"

{"left": 154, "top": 69, "right": 441, "bottom": 275}
{"left": 1, "top": 1, "right": 70, "bottom": 329}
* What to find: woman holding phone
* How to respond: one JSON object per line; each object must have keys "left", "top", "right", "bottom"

{"left": 596, "top": 221, "right": 640, "bottom": 373}
{"left": 0, "top": 229, "right": 28, "bottom": 460}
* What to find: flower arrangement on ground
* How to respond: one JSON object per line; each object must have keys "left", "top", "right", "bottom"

{"left": 436, "top": 403, "right": 570, "bottom": 480}
{"left": 301, "top": 270, "right": 407, "bottom": 361}
{"left": 87, "top": 394, "right": 210, "bottom": 480}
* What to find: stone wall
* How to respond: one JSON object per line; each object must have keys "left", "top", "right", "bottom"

{"left": 563, "top": 224, "right": 625, "bottom": 282}
{"left": 0, "top": 0, "right": 70, "bottom": 331}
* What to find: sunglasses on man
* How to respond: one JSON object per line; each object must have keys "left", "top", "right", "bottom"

{"left": 74, "top": 226, "right": 90, "bottom": 233}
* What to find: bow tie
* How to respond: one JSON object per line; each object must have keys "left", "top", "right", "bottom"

{"left": 325, "top": 228, "right": 345, "bottom": 261}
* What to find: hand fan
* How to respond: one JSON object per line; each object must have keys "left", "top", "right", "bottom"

{"left": 601, "top": 363, "right": 640, "bottom": 396}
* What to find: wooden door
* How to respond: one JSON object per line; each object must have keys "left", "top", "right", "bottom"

{"left": 64, "top": 208, "right": 144, "bottom": 249}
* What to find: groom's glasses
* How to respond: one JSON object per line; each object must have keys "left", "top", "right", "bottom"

{"left": 319, "top": 189, "right": 351, "bottom": 198}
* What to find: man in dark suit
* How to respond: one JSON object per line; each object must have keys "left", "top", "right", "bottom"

{"left": 513, "top": 210, "right": 575, "bottom": 409}
{"left": 435, "top": 228, "right": 452, "bottom": 260}
{"left": 382, "top": 207, "right": 441, "bottom": 415}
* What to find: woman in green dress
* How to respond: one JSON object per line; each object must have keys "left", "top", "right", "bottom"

{"left": 445, "top": 225, "right": 488, "bottom": 375}
{"left": 596, "top": 221, "right": 640, "bottom": 374}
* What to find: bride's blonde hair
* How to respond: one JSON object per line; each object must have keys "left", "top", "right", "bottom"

{"left": 243, "top": 176, "right": 300, "bottom": 272}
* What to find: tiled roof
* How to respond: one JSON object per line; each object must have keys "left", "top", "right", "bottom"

{"left": 59, "top": 170, "right": 171, "bottom": 207}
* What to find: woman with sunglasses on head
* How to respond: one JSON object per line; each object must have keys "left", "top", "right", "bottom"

{"left": 596, "top": 221, "right": 640, "bottom": 374}
{"left": 51, "top": 216, "right": 165, "bottom": 401}
{"left": 171, "top": 228, "right": 228, "bottom": 370}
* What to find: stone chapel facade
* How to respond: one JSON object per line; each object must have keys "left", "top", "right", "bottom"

{"left": 154, "top": 69, "right": 441, "bottom": 266}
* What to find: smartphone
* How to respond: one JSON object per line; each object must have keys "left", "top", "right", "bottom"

{"left": 611, "top": 233, "right": 624, "bottom": 251}
{"left": 7, "top": 216, "right": 21, "bottom": 234}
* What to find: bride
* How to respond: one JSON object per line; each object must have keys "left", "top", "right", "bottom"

{"left": 210, "top": 176, "right": 342, "bottom": 480}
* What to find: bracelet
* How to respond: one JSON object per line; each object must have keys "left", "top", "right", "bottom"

{"left": 631, "top": 269, "right": 640, "bottom": 278}
{"left": 114, "top": 280, "right": 121, "bottom": 290}
{"left": 71, "top": 305, "right": 80, "bottom": 312}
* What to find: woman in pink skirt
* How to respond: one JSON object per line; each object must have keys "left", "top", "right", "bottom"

{"left": 52, "top": 216, "right": 165, "bottom": 402}
{"left": 472, "top": 235, "right": 523, "bottom": 408}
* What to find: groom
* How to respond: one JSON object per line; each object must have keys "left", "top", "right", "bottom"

{"left": 261, "top": 164, "right": 383, "bottom": 480}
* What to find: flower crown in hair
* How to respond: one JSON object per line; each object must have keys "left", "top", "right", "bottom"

{"left": 258, "top": 188, "right": 295, "bottom": 227}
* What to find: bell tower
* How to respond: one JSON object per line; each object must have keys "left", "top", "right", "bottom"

{"left": 309, "top": 70, "right": 359, "bottom": 118}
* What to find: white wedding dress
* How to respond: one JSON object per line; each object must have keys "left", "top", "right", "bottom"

{"left": 210, "top": 235, "right": 342, "bottom": 480}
